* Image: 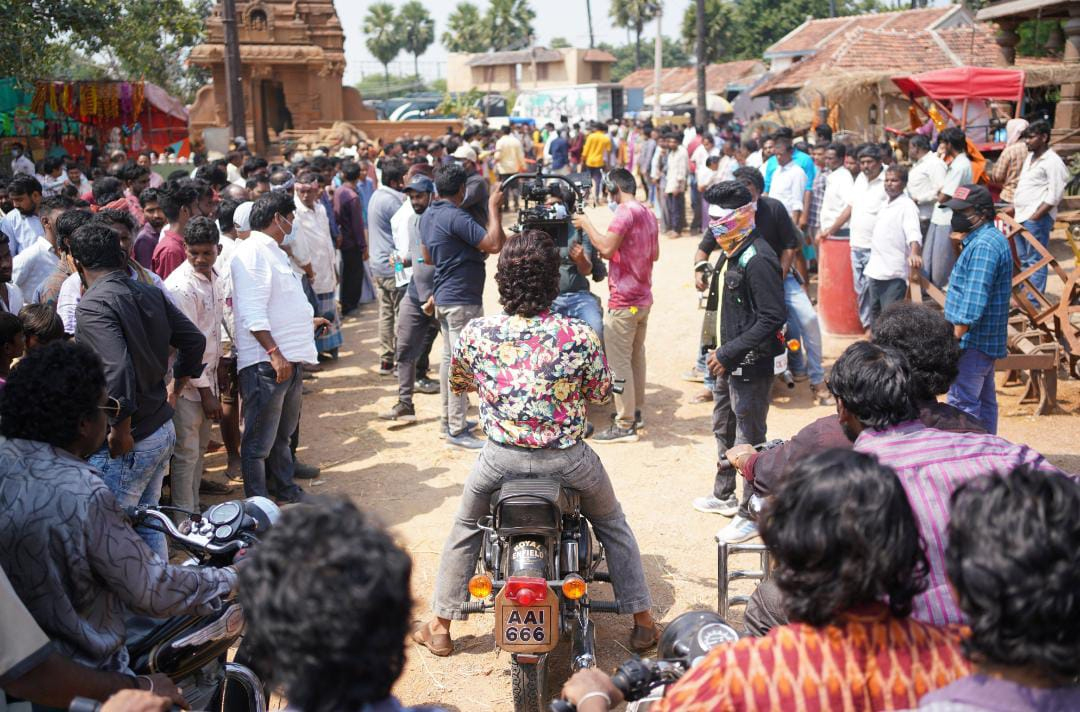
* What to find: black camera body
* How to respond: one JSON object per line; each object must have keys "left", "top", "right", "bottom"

{"left": 503, "top": 171, "right": 591, "bottom": 248}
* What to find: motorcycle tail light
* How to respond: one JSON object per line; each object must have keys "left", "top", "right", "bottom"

{"left": 468, "top": 573, "right": 493, "bottom": 599}
{"left": 505, "top": 576, "right": 548, "bottom": 606}
{"left": 788, "top": 339, "right": 801, "bottom": 352}
{"left": 561, "top": 575, "right": 587, "bottom": 600}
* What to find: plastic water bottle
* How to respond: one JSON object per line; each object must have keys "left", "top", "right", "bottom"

{"left": 392, "top": 250, "right": 408, "bottom": 287}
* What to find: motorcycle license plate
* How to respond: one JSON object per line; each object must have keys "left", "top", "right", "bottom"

{"left": 494, "top": 589, "right": 558, "bottom": 652}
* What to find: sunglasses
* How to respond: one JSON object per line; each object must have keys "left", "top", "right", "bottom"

{"left": 99, "top": 396, "right": 121, "bottom": 419}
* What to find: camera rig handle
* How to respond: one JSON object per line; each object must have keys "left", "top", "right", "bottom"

{"left": 498, "top": 170, "right": 590, "bottom": 215}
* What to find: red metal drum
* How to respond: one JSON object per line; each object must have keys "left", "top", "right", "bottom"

{"left": 818, "top": 236, "right": 864, "bottom": 336}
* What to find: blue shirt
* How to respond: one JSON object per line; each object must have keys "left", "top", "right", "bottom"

{"left": 318, "top": 191, "right": 339, "bottom": 240}
{"left": 944, "top": 222, "right": 1012, "bottom": 359}
{"left": 763, "top": 149, "right": 816, "bottom": 194}
{"left": 550, "top": 137, "right": 570, "bottom": 170}
{"left": 419, "top": 200, "right": 487, "bottom": 306}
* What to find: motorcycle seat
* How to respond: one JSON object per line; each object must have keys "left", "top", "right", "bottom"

{"left": 491, "top": 479, "right": 579, "bottom": 535}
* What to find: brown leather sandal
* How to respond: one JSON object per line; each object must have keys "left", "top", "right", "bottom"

{"left": 630, "top": 623, "right": 660, "bottom": 652}
{"left": 412, "top": 621, "right": 453, "bottom": 657}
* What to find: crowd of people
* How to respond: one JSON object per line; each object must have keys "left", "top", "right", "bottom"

{"left": 0, "top": 111, "right": 1076, "bottom": 712}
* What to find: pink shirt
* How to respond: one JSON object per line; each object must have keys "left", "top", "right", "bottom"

{"left": 607, "top": 201, "right": 659, "bottom": 309}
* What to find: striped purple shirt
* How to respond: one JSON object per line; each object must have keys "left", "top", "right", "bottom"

{"left": 854, "top": 421, "right": 1068, "bottom": 626}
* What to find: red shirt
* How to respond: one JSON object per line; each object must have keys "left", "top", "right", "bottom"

{"left": 653, "top": 604, "right": 970, "bottom": 712}
{"left": 151, "top": 228, "right": 186, "bottom": 280}
{"left": 606, "top": 200, "right": 658, "bottom": 309}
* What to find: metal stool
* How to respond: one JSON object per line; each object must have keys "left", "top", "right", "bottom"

{"left": 716, "top": 540, "right": 771, "bottom": 619}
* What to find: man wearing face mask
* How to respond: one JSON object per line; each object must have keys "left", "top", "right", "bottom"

{"left": 10, "top": 142, "right": 35, "bottom": 177}
{"left": 942, "top": 184, "right": 1012, "bottom": 435}
{"left": 230, "top": 192, "right": 329, "bottom": 503}
{"left": 692, "top": 180, "right": 786, "bottom": 544}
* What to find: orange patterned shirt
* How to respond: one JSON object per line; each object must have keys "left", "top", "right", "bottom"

{"left": 652, "top": 604, "right": 971, "bottom": 712}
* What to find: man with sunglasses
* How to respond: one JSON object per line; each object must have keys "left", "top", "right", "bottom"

{"left": 691, "top": 181, "right": 786, "bottom": 545}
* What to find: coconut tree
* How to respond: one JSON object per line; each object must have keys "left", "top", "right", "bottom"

{"left": 484, "top": 0, "right": 535, "bottom": 51}
{"left": 363, "top": 2, "right": 401, "bottom": 94}
{"left": 396, "top": 1, "right": 435, "bottom": 77}
{"left": 442, "top": 2, "right": 487, "bottom": 53}
{"left": 611, "top": 0, "right": 660, "bottom": 70}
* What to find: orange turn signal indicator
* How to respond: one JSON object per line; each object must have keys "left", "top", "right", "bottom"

{"left": 788, "top": 339, "right": 801, "bottom": 352}
{"left": 468, "top": 573, "right": 493, "bottom": 599}
{"left": 561, "top": 575, "right": 587, "bottom": 600}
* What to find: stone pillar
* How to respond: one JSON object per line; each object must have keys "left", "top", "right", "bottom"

{"left": 994, "top": 19, "right": 1020, "bottom": 65}
{"left": 1052, "top": 8, "right": 1080, "bottom": 149}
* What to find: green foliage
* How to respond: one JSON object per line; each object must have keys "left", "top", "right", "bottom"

{"left": 436, "top": 87, "right": 485, "bottom": 118}
{"left": 443, "top": 2, "right": 487, "bottom": 53}
{"left": 485, "top": 0, "right": 536, "bottom": 52}
{"left": 354, "top": 73, "right": 429, "bottom": 100}
{"left": 364, "top": 1, "right": 403, "bottom": 84}
{"left": 1017, "top": 19, "right": 1063, "bottom": 58}
{"left": 600, "top": 38, "right": 690, "bottom": 83}
{"left": 397, "top": 0, "right": 436, "bottom": 76}
{"left": 610, "top": 0, "right": 660, "bottom": 70}
{"left": 0, "top": 0, "right": 210, "bottom": 101}
{"left": 551, "top": 37, "right": 571, "bottom": 49}
{"left": 680, "top": 0, "right": 734, "bottom": 64}
{"left": 431, "top": 78, "right": 448, "bottom": 92}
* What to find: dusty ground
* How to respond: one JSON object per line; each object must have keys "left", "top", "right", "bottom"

{"left": 209, "top": 206, "right": 1080, "bottom": 711}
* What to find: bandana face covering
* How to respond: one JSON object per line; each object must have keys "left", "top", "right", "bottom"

{"left": 708, "top": 203, "right": 756, "bottom": 254}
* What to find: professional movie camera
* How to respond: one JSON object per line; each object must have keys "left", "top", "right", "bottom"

{"left": 500, "top": 170, "right": 592, "bottom": 247}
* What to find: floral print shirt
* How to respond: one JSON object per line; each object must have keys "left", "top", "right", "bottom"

{"left": 450, "top": 311, "right": 611, "bottom": 449}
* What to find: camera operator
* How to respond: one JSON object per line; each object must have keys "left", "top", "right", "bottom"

{"left": 545, "top": 182, "right": 605, "bottom": 340}
{"left": 559, "top": 449, "right": 970, "bottom": 712}
{"left": 690, "top": 181, "right": 786, "bottom": 545}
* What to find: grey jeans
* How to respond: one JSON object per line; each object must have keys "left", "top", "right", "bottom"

{"left": 432, "top": 441, "right": 653, "bottom": 620}
{"left": 437, "top": 303, "right": 482, "bottom": 435}
{"left": 712, "top": 372, "right": 771, "bottom": 517}
{"left": 395, "top": 294, "right": 440, "bottom": 406}
{"left": 376, "top": 276, "right": 406, "bottom": 363}
{"left": 170, "top": 396, "right": 211, "bottom": 517}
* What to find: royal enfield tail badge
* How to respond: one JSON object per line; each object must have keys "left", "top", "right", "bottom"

{"left": 172, "top": 604, "right": 246, "bottom": 648}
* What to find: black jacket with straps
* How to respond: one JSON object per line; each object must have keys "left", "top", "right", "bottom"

{"left": 715, "top": 234, "right": 787, "bottom": 379}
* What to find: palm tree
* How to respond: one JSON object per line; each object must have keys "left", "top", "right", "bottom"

{"left": 610, "top": 0, "right": 659, "bottom": 70}
{"left": 585, "top": 0, "right": 595, "bottom": 48}
{"left": 484, "top": 0, "right": 535, "bottom": 52}
{"left": 442, "top": 2, "right": 487, "bottom": 53}
{"left": 396, "top": 1, "right": 435, "bottom": 77}
{"left": 363, "top": 2, "right": 402, "bottom": 95}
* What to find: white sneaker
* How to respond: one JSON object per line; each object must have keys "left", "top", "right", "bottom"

{"left": 716, "top": 516, "right": 758, "bottom": 544}
{"left": 693, "top": 496, "right": 739, "bottom": 517}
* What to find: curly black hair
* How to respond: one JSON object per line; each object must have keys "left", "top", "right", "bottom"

{"left": 0, "top": 341, "right": 105, "bottom": 447}
{"left": 495, "top": 229, "right": 559, "bottom": 317}
{"left": 871, "top": 302, "right": 960, "bottom": 402}
{"left": 91, "top": 176, "right": 125, "bottom": 205}
{"left": 829, "top": 341, "right": 918, "bottom": 430}
{"left": 238, "top": 498, "right": 413, "bottom": 711}
{"left": 760, "top": 449, "right": 929, "bottom": 627}
{"left": 705, "top": 179, "right": 753, "bottom": 209}
{"left": 947, "top": 467, "right": 1080, "bottom": 679}
{"left": 54, "top": 209, "right": 95, "bottom": 255}
{"left": 183, "top": 216, "right": 219, "bottom": 247}
{"left": 70, "top": 222, "right": 126, "bottom": 270}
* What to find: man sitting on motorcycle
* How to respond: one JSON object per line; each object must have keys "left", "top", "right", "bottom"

{"left": 559, "top": 448, "right": 972, "bottom": 711}
{"left": 239, "top": 498, "right": 443, "bottom": 712}
{"left": 0, "top": 342, "right": 237, "bottom": 676}
{"left": 412, "top": 228, "right": 658, "bottom": 656}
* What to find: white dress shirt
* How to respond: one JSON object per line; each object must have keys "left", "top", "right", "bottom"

{"left": 819, "top": 168, "right": 855, "bottom": 232}
{"left": 930, "top": 154, "right": 972, "bottom": 226}
{"left": 390, "top": 200, "right": 417, "bottom": 284}
{"left": 865, "top": 194, "right": 923, "bottom": 282}
{"left": 849, "top": 171, "right": 888, "bottom": 250}
{"left": 216, "top": 233, "right": 239, "bottom": 350}
{"left": 0, "top": 211, "right": 44, "bottom": 257}
{"left": 165, "top": 261, "right": 224, "bottom": 400}
{"left": 769, "top": 161, "right": 808, "bottom": 218}
{"left": 294, "top": 200, "right": 338, "bottom": 295}
{"left": 664, "top": 146, "right": 689, "bottom": 194}
{"left": 11, "top": 236, "right": 58, "bottom": 298}
{"left": 230, "top": 230, "right": 316, "bottom": 370}
{"left": 0, "top": 283, "right": 23, "bottom": 314}
{"left": 10, "top": 155, "right": 35, "bottom": 176}
{"left": 906, "top": 152, "right": 947, "bottom": 221}
{"left": 1013, "top": 149, "right": 1069, "bottom": 224}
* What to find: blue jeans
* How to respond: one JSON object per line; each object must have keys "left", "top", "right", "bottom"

{"left": 696, "top": 347, "right": 716, "bottom": 391}
{"left": 239, "top": 362, "right": 304, "bottom": 499}
{"left": 783, "top": 274, "right": 824, "bottom": 384}
{"left": 1019, "top": 214, "right": 1054, "bottom": 295}
{"left": 552, "top": 291, "right": 604, "bottom": 342}
{"left": 89, "top": 420, "right": 176, "bottom": 560}
{"left": 947, "top": 348, "right": 997, "bottom": 435}
{"left": 850, "top": 247, "right": 873, "bottom": 330}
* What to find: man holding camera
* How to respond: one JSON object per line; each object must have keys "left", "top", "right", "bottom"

{"left": 574, "top": 168, "right": 659, "bottom": 444}
{"left": 420, "top": 163, "right": 506, "bottom": 449}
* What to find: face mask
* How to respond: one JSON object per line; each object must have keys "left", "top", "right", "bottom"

{"left": 11, "top": 150, "right": 19, "bottom": 158}
{"left": 278, "top": 215, "right": 295, "bottom": 243}
{"left": 708, "top": 203, "right": 756, "bottom": 254}
{"left": 607, "top": 200, "right": 618, "bottom": 213}
{"left": 950, "top": 211, "right": 975, "bottom": 234}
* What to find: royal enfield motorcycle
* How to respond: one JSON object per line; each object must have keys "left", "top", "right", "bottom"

{"left": 97, "top": 497, "right": 280, "bottom": 712}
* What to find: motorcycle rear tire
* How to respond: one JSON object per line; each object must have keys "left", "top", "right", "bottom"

{"left": 510, "top": 657, "right": 548, "bottom": 712}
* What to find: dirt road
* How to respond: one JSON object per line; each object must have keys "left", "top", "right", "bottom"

{"left": 240, "top": 205, "right": 1079, "bottom": 711}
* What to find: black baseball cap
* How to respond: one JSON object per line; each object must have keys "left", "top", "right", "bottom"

{"left": 403, "top": 175, "right": 434, "bottom": 194}
{"left": 943, "top": 184, "right": 993, "bottom": 212}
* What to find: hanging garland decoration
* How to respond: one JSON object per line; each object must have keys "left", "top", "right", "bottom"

{"left": 9, "top": 80, "right": 150, "bottom": 139}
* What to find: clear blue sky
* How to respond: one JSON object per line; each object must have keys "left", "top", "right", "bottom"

{"left": 334, "top": 0, "right": 693, "bottom": 84}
